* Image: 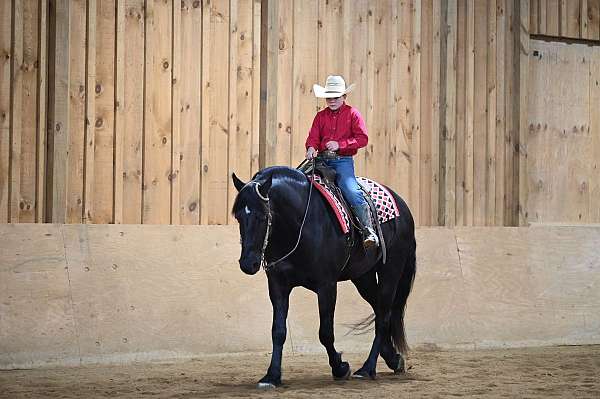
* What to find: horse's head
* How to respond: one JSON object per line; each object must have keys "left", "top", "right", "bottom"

{"left": 231, "top": 172, "right": 273, "bottom": 275}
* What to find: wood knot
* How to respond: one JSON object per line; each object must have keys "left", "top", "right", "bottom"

{"left": 95, "top": 118, "right": 103, "bottom": 128}
{"left": 193, "top": 0, "right": 200, "bottom": 7}
{"left": 163, "top": 60, "right": 170, "bottom": 69}
{"left": 95, "top": 84, "right": 102, "bottom": 94}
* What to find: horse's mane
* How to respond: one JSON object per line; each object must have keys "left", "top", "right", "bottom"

{"left": 231, "top": 166, "right": 308, "bottom": 215}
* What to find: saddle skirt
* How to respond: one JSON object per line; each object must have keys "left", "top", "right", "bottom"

{"left": 309, "top": 175, "right": 400, "bottom": 234}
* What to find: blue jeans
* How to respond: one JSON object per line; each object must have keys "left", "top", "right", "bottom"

{"left": 324, "top": 157, "right": 366, "bottom": 208}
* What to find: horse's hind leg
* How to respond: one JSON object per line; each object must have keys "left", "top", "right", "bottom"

{"left": 317, "top": 283, "right": 351, "bottom": 380}
{"left": 351, "top": 269, "right": 402, "bottom": 377}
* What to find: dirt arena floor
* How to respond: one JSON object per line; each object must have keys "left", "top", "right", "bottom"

{"left": 1, "top": 345, "right": 599, "bottom": 398}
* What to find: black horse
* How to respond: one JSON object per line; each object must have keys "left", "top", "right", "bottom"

{"left": 231, "top": 165, "right": 416, "bottom": 388}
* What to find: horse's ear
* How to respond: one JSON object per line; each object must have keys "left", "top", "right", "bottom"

{"left": 258, "top": 175, "right": 273, "bottom": 198}
{"left": 232, "top": 173, "right": 246, "bottom": 192}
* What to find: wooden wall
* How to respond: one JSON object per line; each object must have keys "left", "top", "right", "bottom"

{"left": 0, "top": 1, "right": 542, "bottom": 227}
{"left": 263, "top": 0, "right": 530, "bottom": 226}
{"left": 0, "top": 0, "right": 48, "bottom": 223}
{"left": 527, "top": 40, "right": 600, "bottom": 223}
{"left": 529, "top": 0, "right": 600, "bottom": 40}
{"left": 1, "top": 0, "right": 261, "bottom": 225}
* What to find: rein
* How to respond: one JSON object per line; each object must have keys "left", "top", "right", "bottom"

{"left": 256, "top": 159, "right": 316, "bottom": 272}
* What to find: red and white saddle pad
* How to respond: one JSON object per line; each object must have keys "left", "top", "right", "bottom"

{"left": 309, "top": 175, "right": 400, "bottom": 234}
{"left": 356, "top": 177, "right": 401, "bottom": 223}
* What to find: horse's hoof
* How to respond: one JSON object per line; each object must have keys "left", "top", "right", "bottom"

{"left": 352, "top": 369, "right": 376, "bottom": 380}
{"left": 257, "top": 375, "right": 281, "bottom": 389}
{"left": 387, "top": 354, "right": 405, "bottom": 373}
{"left": 394, "top": 362, "right": 406, "bottom": 374}
{"left": 257, "top": 382, "right": 277, "bottom": 389}
{"left": 333, "top": 361, "right": 351, "bottom": 380}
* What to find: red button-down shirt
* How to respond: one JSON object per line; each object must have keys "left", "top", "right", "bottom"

{"left": 305, "top": 103, "right": 368, "bottom": 156}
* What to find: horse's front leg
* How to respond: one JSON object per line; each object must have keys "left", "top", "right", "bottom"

{"left": 317, "top": 283, "right": 351, "bottom": 380}
{"left": 258, "top": 277, "right": 291, "bottom": 389}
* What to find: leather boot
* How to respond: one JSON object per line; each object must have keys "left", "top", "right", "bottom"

{"left": 351, "top": 204, "right": 380, "bottom": 249}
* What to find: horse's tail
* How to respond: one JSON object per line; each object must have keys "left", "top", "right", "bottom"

{"left": 391, "top": 243, "right": 416, "bottom": 355}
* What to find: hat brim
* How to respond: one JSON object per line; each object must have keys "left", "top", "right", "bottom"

{"left": 313, "top": 83, "right": 355, "bottom": 98}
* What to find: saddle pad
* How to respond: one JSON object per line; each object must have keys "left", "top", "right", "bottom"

{"left": 310, "top": 175, "right": 351, "bottom": 234}
{"left": 310, "top": 175, "right": 401, "bottom": 234}
{"left": 356, "top": 177, "right": 401, "bottom": 223}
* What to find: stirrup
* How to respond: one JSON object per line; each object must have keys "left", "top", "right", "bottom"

{"left": 363, "top": 230, "right": 379, "bottom": 248}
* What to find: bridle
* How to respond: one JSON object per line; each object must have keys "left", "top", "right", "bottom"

{"left": 250, "top": 161, "right": 315, "bottom": 272}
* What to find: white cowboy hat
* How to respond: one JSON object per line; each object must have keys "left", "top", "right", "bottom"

{"left": 313, "top": 75, "right": 355, "bottom": 98}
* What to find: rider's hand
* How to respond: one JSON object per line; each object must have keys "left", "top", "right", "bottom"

{"left": 306, "top": 147, "right": 317, "bottom": 160}
{"left": 325, "top": 141, "right": 339, "bottom": 151}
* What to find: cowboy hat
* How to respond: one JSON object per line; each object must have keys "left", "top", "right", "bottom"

{"left": 313, "top": 75, "right": 355, "bottom": 98}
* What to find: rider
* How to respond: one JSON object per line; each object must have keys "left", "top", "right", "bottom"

{"left": 305, "top": 75, "right": 379, "bottom": 248}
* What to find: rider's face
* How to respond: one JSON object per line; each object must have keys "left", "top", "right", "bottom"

{"left": 326, "top": 95, "right": 345, "bottom": 111}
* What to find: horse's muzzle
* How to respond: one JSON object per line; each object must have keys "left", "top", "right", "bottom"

{"left": 239, "top": 253, "right": 261, "bottom": 275}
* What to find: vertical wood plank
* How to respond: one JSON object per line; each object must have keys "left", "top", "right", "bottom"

{"left": 207, "top": 0, "right": 229, "bottom": 224}
{"left": 487, "top": 0, "right": 497, "bottom": 226}
{"left": 275, "top": 0, "right": 292, "bottom": 167}
{"left": 567, "top": 0, "right": 581, "bottom": 38}
{"left": 581, "top": 0, "right": 588, "bottom": 38}
{"left": 419, "top": 0, "right": 432, "bottom": 226}
{"left": 455, "top": 0, "right": 467, "bottom": 226}
{"left": 530, "top": 0, "right": 539, "bottom": 34}
{"left": 113, "top": 0, "right": 126, "bottom": 224}
{"left": 546, "top": 0, "right": 559, "bottom": 36}
{"left": 260, "top": 0, "right": 277, "bottom": 168}
{"left": 410, "top": 0, "right": 421, "bottom": 225}
{"left": 227, "top": 0, "right": 238, "bottom": 224}
{"left": 559, "top": 0, "right": 568, "bottom": 36}
{"left": 67, "top": 0, "right": 87, "bottom": 223}
{"left": 291, "top": 0, "right": 318, "bottom": 172}
{"left": 318, "top": 0, "right": 344, "bottom": 87}
{"left": 365, "top": 1, "right": 375, "bottom": 178}
{"left": 199, "top": 0, "right": 211, "bottom": 225}
{"left": 36, "top": 0, "right": 48, "bottom": 222}
{"left": 590, "top": 46, "right": 600, "bottom": 222}
{"left": 50, "top": 0, "right": 70, "bottom": 223}
{"left": 83, "top": 0, "right": 96, "bottom": 223}
{"left": 10, "top": 0, "right": 23, "bottom": 222}
{"left": 539, "top": 0, "right": 547, "bottom": 33}
{"left": 350, "top": 1, "right": 368, "bottom": 177}
{"left": 170, "top": 0, "right": 181, "bottom": 224}
{"left": 587, "top": 0, "right": 600, "bottom": 40}
{"left": 143, "top": 0, "right": 173, "bottom": 224}
{"left": 465, "top": 0, "right": 475, "bottom": 226}
{"left": 443, "top": 0, "right": 458, "bottom": 226}
{"left": 372, "top": 0, "right": 390, "bottom": 187}
{"left": 120, "top": 0, "right": 144, "bottom": 224}
{"left": 518, "top": 0, "right": 530, "bottom": 226}
{"left": 387, "top": 0, "right": 402, "bottom": 196}
{"left": 473, "top": 0, "right": 487, "bottom": 226}
{"left": 495, "top": 0, "right": 506, "bottom": 225}
{"left": 504, "top": 0, "right": 515, "bottom": 225}
{"left": 391, "top": 0, "right": 411, "bottom": 199}
{"left": 0, "top": 0, "right": 11, "bottom": 222}
{"left": 17, "top": 0, "right": 40, "bottom": 222}
{"left": 233, "top": 0, "right": 255, "bottom": 180}
{"left": 94, "top": 0, "right": 116, "bottom": 223}
{"left": 251, "top": 0, "right": 260, "bottom": 176}
{"left": 431, "top": 0, "right": 441, "bottom": 225}
{"left": 179, "top": 0, "right": 202, "bottom": 224}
